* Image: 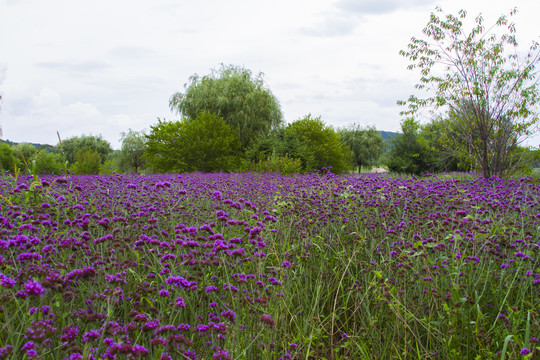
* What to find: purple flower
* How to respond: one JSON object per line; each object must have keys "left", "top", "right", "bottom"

{"left": 520, "top": 348, "right": 531, "bottom": 355}
{"left": 0, "top": 345, "right": 13, "bottom": 358}
{"left": 0, "top": 274, "right": 16, "bottom": 288}
{"left": 221, "top": 310, "right": 236, "bottom": 322}
{"left": 212, "top": 349, "right": 232, "bottom": 360}
{"left": 24, "top": 279, "right": 45, "bottom": 297}
{"left": 174, "top": 297, "right": 186, "bottom": 307}
{"left": 82, "top": 329, "right": 100, "bottom": 343}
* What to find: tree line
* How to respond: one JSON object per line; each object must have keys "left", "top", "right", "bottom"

{"left": 1, "top": 7, "right": 539, "bottom": 178}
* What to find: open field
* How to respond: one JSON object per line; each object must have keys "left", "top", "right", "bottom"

{"left": 0, "top": 172, "right": 538, "bottom": 359}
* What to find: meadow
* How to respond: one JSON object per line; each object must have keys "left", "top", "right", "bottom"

{"left": 0, "top": 171, "right": 538, "bottom": 359}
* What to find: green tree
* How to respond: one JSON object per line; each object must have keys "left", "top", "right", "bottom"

{"left": 399, "top": 7, "right": 540, "bottom": 178}
{"left": 0, "top": 142, "right": 15, "bottom": 172}
{"left": 33, "top": 151, "right": 64, "bottom": 175}
{"left": 73, "top": 149, "right": 102, "bottom": 174}
{"left": 387, "top": 118, "right": 432, "bottom": 175}
{"left": 420, "top": 117, "right": 466, "bottom": 172}
{"left": 119, "top": 129, "right": 147, "bottom": 173}
{"left": 145, "top": 111, "right": 242, "bottom": 173}
{"left": 169, "top": 64, "right": 283, "bottom": 149}
{"left": 339, "top": 125, "right": 384, "bottom": 172}
{"left": 285, "top": 115, "right": 351, "bottom": 173}
{"left": 246, "top": 127, "right": 308, "bottom": 166}
{"left": 144, "top": 119, "right": 184, "bottom": 172}
{"left": 12, "top": 143, "right": 38, "bottom": 172}
{"left": 55, "top": 134, "right": 112, "bottom": 166}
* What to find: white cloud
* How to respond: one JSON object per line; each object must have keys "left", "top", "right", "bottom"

{"left": 0, "top": 64, "right": 6, "bottom": 85}
{"left": 0, "top": 0, "right": 539, "bottom": 148}
{"left": 2, "top": 87, "right": 147, "bottom": 148}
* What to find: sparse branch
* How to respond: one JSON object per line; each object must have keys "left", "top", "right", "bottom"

{"left": 399, "top": 7, "right": 540, "bottom": 177}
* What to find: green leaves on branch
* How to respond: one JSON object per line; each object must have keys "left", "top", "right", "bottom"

{"left": 169, "top": 64, "right": 283, "bottom": 149}
{"left": 338, "top": 124, "right": 384, "bottom": 173}
{"left": 285, "top": 115, "right": 351, "bottom": 174}
{"left": 144, "top": 111, "right": 242, "bottom": 173}
{"left": 400, "top": 7, "right": 540, "bottom": 178}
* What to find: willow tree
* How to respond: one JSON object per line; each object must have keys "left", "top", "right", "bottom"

{"left": 169, "top": 64, "right": 283, "bottom": 149}
{"left": 339, "top": 124, "right": 384, "bottom": 172}
{"left": 399, "top": 7, "right": 540, "bottom": 178}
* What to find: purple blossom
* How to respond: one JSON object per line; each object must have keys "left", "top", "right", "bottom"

{"left": 24, "top": 279, "right": 45, "bottom": 297}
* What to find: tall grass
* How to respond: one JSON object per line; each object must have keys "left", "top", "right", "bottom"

{"left": 0, "top": 172, "right": 538, "bottom": 359}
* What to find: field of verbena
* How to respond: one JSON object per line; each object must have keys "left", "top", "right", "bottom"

{"left": 0, "top": 172, "right": 539, "bottom": 359}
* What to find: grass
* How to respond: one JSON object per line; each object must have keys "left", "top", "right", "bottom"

{"left": 0, "top": 172, "right": 538, "bottom": 359}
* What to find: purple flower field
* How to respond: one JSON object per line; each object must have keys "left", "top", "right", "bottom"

{"left": 0, "top": 172, "right": 539, "bottom": 359}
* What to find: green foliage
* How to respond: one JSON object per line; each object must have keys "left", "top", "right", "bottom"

{"left": 246, "top": 127, "right": 310, "bottom": 170}
{"left": 12, "top": 143, "right": 66, "bottom": 175}
{"left": 12, "top": 142, "right": 37, "bottom": 172}
{"left": 251, "top": 152, "right": 303, "bottom": 175}
{"left": 169, "top": 64, "right": 283, "bottom": 149}
{"left": 73, "top": 149, "right": 102, "bottom": 174}
{"left": 399, "top": 7, "right": 540, "bottom": 178}
{"left": 418, "top": 118, "right": 466, "bottom": 172}
{"left": 338, "top": 124, "right": 384, "bottom": 172}
{"left": 285, "top": 115, "right": 351, "bottom": 173}
{"left": 145, "top": 111, "right": 242, "bottom": 173}
{"left": 55, "top": 134, "right": 112, "bottom": 166}
{"left": 387, "top": 118, "right": 432, "bottom": 175}
{"left": 119, "top": 129, "right": 146, "bottom": 173}
{"left": 144, "top": 119, "right": 184, "bottom": 172}
{"left": 0, "top": 142, "right": 15, "bottom": 172}
{"left": 100, "top": 151, "right": 123, "bottom": 174}
{"left": 33, "top": 151, "right": 64, "bottom": 175}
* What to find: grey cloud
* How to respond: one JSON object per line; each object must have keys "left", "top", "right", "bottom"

{"left": 335, "top": 0, "right": 435, "bottom": 15}
{"left": 301, "top": 0, "right": 435, "bottom": 37}
{"left": 35, "top": 60, "right": 111, "bottom": 73}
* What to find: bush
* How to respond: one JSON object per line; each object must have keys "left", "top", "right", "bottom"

{"left": 252, "top": 153, "right": 303, "bottom": 175}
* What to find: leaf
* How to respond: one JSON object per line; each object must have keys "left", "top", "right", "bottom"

{"left": 500, "top": 335, "right": 513, "bottom": 360}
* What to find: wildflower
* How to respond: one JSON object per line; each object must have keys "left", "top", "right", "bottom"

{"left": 0, "top": 274, "right": 16, "bottom": 288}
{"left": 212, "top": 348, "right": 232, "bottom": 360}
{"left": 520, "top": 348, "right": 531, "bottom": 355}
{"left": 61, "top": 326, "right": 79, "bottom": 342}
{"left": 260, "top": 314, "right": 274, "bottom": 326}
{"left": 221, "top": 310, "right": 236, "bottom": 322}
{"left": 24, "top": 279, "right": 45, "bottom": 297}
{"left": 174, "top": 297, "right": 186, "bottom": 307}
{"left": 82, "top": 330, "right": 100, "bottom": 343}
{"left": 0, "top": 345, "right": 13, "bottom": 358}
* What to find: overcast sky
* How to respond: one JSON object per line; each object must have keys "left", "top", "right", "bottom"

{"left": 1, "top": 0, "right": 539, "bottom": 149}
